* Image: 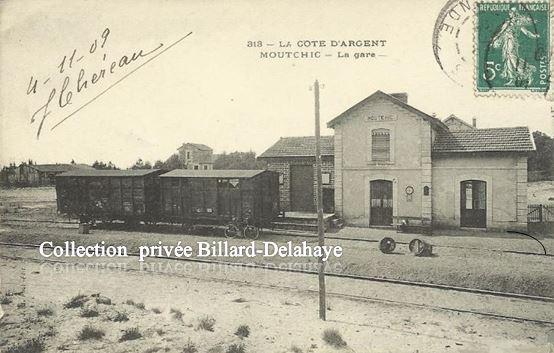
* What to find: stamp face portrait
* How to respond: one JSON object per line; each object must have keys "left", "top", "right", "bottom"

{"left": 476, "top": 1, "right": 550, "bottom": 92}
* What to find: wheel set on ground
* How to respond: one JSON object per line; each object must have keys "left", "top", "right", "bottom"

{"left": 379, "top": 237, "right": 396, "bottom": 253}
{"left": 408, "top": 238, "right": 433, "bottom": 257}
{"left": 379, "top": 237, "right": 433, "bottom": 256}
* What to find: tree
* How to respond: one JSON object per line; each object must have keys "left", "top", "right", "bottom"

{"left": 161, "top": 154, "right": 184, "bottom": 170}
{"left": 153, "top": 160, "right": 164, "bottom": 169}
{"left": 528, "top": 131, "right": 553, "bottom": 181}
{"left": 213, "top": 151, "right": 265, "bottom": 170}
{"left": 92, "top": 160, "right": 119, "bottom": 170}
{"left": 130, "top": 158, "right": 152, "bottom": 170}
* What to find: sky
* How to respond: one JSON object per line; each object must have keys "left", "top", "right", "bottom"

{"left": 1, "top": 0, "right": 552, "bottom": 168}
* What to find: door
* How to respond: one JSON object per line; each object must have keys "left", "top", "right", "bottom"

{"left": 290, "top": 165, "right": 315, "bottom": 212}
{"left": 370, "top": 180, "right": 393, "bottom": 226}
{"left": 460, "top": 180, "right": 486, "bottom": 228}
{"left": 322, "top": 188, "right": 335, "bottom": 213}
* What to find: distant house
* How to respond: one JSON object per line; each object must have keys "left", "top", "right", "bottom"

{"left": 177, "top": 143, "right": 214, "bottom": 170}
{"left": 13, "top": 163, "right": 93, "bottom": 186}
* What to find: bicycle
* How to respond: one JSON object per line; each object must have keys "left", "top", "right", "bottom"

{"left": 224, "top": 215, "right": 260, "bottom": 239}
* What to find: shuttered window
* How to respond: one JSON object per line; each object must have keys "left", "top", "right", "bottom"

{"left": 371, "top": 129, "right": 390, "bottom": 161}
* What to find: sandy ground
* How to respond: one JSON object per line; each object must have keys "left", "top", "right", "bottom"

{"left": 1, "top": 251, "right": 553, "bottom": 353}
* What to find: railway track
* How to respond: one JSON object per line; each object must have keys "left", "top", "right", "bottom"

{"left": 2, "top": 241, "right": 554, "bottom": 306}
{"left": 2, "top": 217, "right": 552, "bottom": 257}
{"left": 1, "top": 242, "right": 553, "bottom": 327}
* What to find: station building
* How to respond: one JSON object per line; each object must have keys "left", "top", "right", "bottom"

{"left": 259, "top": 90, "right": 535, "bottom": 231}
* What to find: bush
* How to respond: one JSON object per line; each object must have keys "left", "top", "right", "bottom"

{"left": 170, "top": 308, "right": 183, "bottom": 321}
{"left": 64, "top": 294, "right": 88, "bottom": 309}
{"left": 80, "top": 306, "right": 99, "bottom": 318}
{"left": 235, "top": 325, "right": 250, "bottom": 338}
{"left": 151, "top": 307, "right": 162, "bottom": 314}
{"left": 4, "top": 337, "right": 45, "bottom": 353}
{"left": 226, "top": 343, "right": 245, "bottom": 353}
{"left": 196, "top": 315, "right": 216, "bottom": 331}
{"left": 0, "top": 295, "right": 12, "bottom": 305}
{"left": 182, "top": 339, "right": 198, "bottom": 353}
{"left": 119, "top": 327, "right": 141, "bottom": 342}
{"left": 36, "top": 307, "right": 54, "bottom": 317}
{"left": 109, "top": 311, "right": 129, "bottom": 322}
{"left": 77, "top": 325, "right": 105, "bottom": 340}
{"left": 95, "top": 296, "right": 112, "bottom": 305}
{"left": 290, "top": 346, "right": 303, "bottom": 353}
{"left": 322, "top": 328, "right": 347, "bottom": 348}
{"left": 124, "top": 299, "right": 136, "bottom": 306}
{"left": 134, "top": 302, "right": 146, "bottom": 310}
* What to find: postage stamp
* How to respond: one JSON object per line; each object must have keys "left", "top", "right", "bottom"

{"left": 475, "top": 1, "right": 550, "bottom": 93}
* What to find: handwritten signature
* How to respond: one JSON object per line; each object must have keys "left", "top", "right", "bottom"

{"left": 27, "top": 28, "right": 193, "bottom": 139}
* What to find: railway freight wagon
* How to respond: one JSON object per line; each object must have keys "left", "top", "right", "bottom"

{"left": 158, "top": 169, "right": 280, "bottom": 230}
{"left": 56, "top": 169, "right": 163, "bottom": 223}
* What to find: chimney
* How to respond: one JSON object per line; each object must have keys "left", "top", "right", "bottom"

{"left": 390, "top": 92, "right": 408, "bottom": 104}
{"left": 472, "top": 118, "right": 477, "bottom": 128}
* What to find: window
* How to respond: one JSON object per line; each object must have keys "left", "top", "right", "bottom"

{"left": 194, "top": 165, "right": 199, "bottom": 170}
{"left": 322, "top": 172, "right": 331, "bottom": 185}
{"left": 186, "top": 151, "right": 191, "bottom": 160}
{"left": 371, "top": 129, "right": 390, "bottom": 161}
{"left": 203, "top": 165, "right": 208, "bottom": 170}
{"left": 423, "top": 186, "right": 430, "bottom": 196}
{"left": 279, "top": 174, "right": 284, "bottom": 185}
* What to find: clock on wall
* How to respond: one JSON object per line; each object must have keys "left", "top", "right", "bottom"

{"left": 405, "top": 186, "right": 414, "bottom": 195}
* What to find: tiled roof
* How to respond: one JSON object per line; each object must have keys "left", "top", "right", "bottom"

{"left": 443, "top": 114, "right": 475, "bottom": 130}
{"left": 30, "top": 164, "right": 93, "bottom": 173}
{"left": 178, "top": 143, "right": 213, "bottom": 151}
{"left": 160, "top": 169, "right": 266, "bottom": 178}
{"left": 258, "top": 136, "right": 334, "bottom": 158}
{"left": 433, "top": 127, "right": 535, "bottom": 153}
{"left": 58, "top": 169, "right": 162, "bottom": 177}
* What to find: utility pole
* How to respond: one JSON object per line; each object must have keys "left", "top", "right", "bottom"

{"left": 314, "top": 79, "right": 326, "bottom": 321}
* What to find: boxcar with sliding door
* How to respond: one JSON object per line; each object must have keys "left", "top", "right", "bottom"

{"left": 56, "top": 169, "right": 163, "bottom": 223}
{"left": 158, "top": 170, "right": 279, "bottom": 228}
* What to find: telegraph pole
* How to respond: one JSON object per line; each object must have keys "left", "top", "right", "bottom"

{"left": 314, "top": 79, "right": 326, "bottom": 321}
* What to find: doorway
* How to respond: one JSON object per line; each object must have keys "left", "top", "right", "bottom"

{"left": 290, "top": 165, "right": 315, "bottom": 212}
{"left": 370, "top": 180, "right": 393, "bottom": 226}
{"left": 460, "top": 180, "right": 486, "bottom": 228}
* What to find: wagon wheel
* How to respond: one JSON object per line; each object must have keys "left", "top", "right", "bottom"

{"left": 379, "top": 237, "right": 396, "bottom": 254}
{"left": 224, "top": 224, "right": 240, "bottom": 238}
{"left": 409, "top": 239, "right": 429, "bottom": 257}
{"left": 244, "top": 225, "right": 260, "bottom": 240}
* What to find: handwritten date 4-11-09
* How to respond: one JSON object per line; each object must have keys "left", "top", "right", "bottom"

{"left": 26, "top": 27, "right": 164, "bottom": 139}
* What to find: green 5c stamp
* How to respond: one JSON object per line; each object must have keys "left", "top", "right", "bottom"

{"left": 476, "top": 2, "right": 550, "bottom": 92}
